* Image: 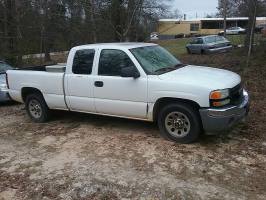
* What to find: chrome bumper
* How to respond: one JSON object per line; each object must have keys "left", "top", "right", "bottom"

{"left": 199, "top": 90, "right": 249, "bottom": 134}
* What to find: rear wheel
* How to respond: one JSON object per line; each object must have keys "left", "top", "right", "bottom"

{"left": 157, "top": 103, "right": 202, "bottom": 143}
{"left": 25, "top": 93, "right": 50, "bottom": 123}
{"left": 201, "top": 49, "right": 206, "bottom": 54}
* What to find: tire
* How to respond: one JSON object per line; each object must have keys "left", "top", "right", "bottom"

{"left": 157, "top": 103, "right": 202, "bottom": 143}
{"left": 25, "top": 93, "right": 50, "bottom": 123}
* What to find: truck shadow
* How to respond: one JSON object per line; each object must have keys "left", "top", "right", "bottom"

{"left": 0, "top": 101, "right": 21, "bottom": 107}
{"left": 50, "top": 110, "right": 235, "bottom": 145}
{"left": 50, "top": 110, "right": 161, "bottom": 138}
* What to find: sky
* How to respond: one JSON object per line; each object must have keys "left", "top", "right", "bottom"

{"left": 172, "top": 0, "right": 218, "bottom": 19}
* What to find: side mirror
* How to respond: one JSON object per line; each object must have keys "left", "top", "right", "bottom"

{"left": 121, "top": 65, "right": 140, "bottom": 79}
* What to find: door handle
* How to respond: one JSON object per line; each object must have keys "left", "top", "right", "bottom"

{"left": 94, "top": 81, "right": 104, "bottom": 87}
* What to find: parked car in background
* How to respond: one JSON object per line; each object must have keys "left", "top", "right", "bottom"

{"left": 7, "top": 43, "right": 249, "bottom": 143}
{"left": 150, "top": 32, "right": 159, "bottom": 40}
{"left": 218, "top": 27, "right": 246, "bottom": 35}
{"left": 256, "top": 24, "right": 266, "bottom": 36}
{"left": 255, "top": 24, "right": 266, "bottom": 33}
{"left": 0, "top": 61, "right": 14, "bottom": 102}
{"left": 186, "top": 35, "right": 232, "bottom": 54}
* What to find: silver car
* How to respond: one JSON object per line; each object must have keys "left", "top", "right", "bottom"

{"left": 219, "top": 27, "right": 246, "bottom": 35}
{"left": 0, "top": 61, "right": 13, "bottom": 102}
{"left": 186, "top": 35, "right": 232, "bottom": 54}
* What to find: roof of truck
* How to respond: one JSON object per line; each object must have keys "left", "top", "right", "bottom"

{"left": 72, "top": 42, "right": 157, "bottom": 50}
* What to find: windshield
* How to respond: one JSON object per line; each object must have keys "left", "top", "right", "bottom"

{"left": 204, "top": 36, "right": 226, "bottom": 43}
{"left": 0, "top": 62, "right": 13, "bottom": 73}
{"left": 130, "top": 45, "right": 182, "bottom": 75}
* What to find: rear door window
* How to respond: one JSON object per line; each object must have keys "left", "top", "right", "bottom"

{"left": 191, "top": 38, "right": 203, "bottom": 44}
{"left": 72, "top": 49, "right": 95, "bottom": 75}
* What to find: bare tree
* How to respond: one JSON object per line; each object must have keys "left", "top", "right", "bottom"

{"left": 0, "top": 0, "right": 173, "bottom": 64}
{"left": 246, "top": 0, "right": 258, "bottom": 67}
{"left": 89, "top": 0, "right": 97, "bottom": 43}
{"left": 222, "top": 0, "right": 227, "bottom": 37}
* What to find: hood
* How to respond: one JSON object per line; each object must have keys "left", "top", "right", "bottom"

{"left": 158, "top": 65, "right": 241, "bottom": 90}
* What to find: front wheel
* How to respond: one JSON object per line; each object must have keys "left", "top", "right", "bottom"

{"left": 157, "top": 103, "right": 202, "bottom": 143}
{"left": 25, "top": 93, "right": 50, "bottom": 123}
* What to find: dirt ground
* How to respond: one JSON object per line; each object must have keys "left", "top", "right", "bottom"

{"left": 1, "top": 52, "right": 266, "bottom": 200}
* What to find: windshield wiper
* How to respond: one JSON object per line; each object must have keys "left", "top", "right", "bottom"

{"left": 175, "top": 63, "right": 187, "bottom": 68}
{"left": 154, "top": 67, "right": 176, "bottom": 73}
{"left": 154, "top": 63, "right": 186, "bottom": 74}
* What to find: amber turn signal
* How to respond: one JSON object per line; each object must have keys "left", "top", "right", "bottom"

{"left": 210, "top": 89, "right": 229, "bottom": 100}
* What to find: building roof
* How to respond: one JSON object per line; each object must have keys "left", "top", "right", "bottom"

{"left": 159, "top": 17, "right": 266, "bottom": 22}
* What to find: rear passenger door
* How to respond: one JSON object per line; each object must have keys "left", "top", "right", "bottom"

{"left": 65, "top": 49, "right": 96, "bottom": 112}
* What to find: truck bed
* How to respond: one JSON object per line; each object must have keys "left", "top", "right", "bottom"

{"left": 18, "top": 63, "right": 66, "bottom": 73}
{"left": 7, "top": 65, "right": 67, "bottom": 110}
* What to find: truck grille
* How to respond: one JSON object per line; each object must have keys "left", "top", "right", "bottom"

{"left": 230, "top": 83, "right": 244, "bottom": 105}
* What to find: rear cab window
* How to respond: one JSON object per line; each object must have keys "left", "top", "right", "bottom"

{"left": 72, "top": 49, "right": 95, "bottom": 75}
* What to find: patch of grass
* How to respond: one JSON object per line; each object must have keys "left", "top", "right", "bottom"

{"left": 227, "top": 35, "right": 245, "bottom": 46}
{"left": 155, "top": 34, "right": 264, "bottom": 58}
{"left": 155, "top": 38, "right": 191, "bottom": 57}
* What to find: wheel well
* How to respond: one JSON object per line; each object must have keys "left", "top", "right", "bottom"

{"left": 153, "top": 97, "right": 200, "bottom": 122}
{"left": 21, "top": 87, "right": 43, "bottom": 102}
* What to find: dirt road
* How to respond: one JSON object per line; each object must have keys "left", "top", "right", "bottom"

{"left": 0, "top": 101, "right": 265, "bottom": 200}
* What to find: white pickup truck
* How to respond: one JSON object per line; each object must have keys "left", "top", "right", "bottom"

{"left": 7, "top": 43, "right": 249, "bottom": 143}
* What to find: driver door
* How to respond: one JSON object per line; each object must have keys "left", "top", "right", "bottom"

{"left": 190, "top": 38, "right": 203, "bottom": 54}
{"left": 93, "top": 49, "right": 148, "bottom": 119}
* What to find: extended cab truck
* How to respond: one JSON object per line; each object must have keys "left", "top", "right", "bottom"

{"left": 7, "top": 43, "right": 249, "bottom": 143}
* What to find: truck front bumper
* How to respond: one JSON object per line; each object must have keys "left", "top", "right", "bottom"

{"left": 199, "top": 90, "right": 249, "bottom": 134}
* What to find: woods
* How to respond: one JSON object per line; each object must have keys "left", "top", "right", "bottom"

{"left": 1, "top": 0, "right": 266, "bottom": 66}
{"left": 218, "top": 0, "right": 266, "bottom": 66}
{"left": 0, "top": 0, "right": 172, "bottom": 65}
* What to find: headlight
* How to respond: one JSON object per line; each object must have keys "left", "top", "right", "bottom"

{"left": 210, "top": 89, "right": 230, "bottom": 107}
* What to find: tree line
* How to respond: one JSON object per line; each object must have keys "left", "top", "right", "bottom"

{"left": 217, "top": 0, "right": 266, "bottom": 65}
{"left": 0, "top": 0, "right": 173, "bottom": 65}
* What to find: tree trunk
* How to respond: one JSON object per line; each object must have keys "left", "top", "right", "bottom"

{"left": 223, "top": 0, "right": 227, "bottom": 38}
{"left": 246, "top": 0, "right": 258, "bottom": 67}
{"left": 89, "top": 0, "right": 97, "bottom": 43}
{"left": 111, "top": 0, "right": 123, "bottom": 41}
{"left": 43, "top": 0, "right": 51, "bottom": 62}
{"left": 6, "top": 0, "right": 15, "bottom": 55}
